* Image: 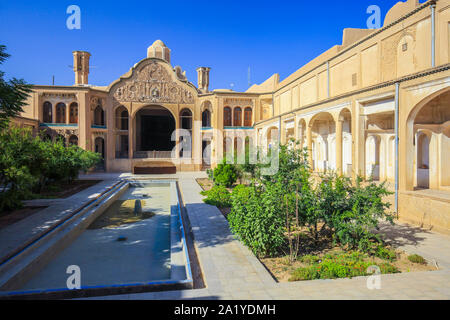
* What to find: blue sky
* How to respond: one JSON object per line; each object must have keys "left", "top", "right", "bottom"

{"left": 0, "top": 0, "right": 416, "bottom": 92}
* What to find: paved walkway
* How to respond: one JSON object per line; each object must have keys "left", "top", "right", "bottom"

{"left": 89, "top": 173, "right": 450, "bottom": 300}
{"left": 1, "top": 172, "right": 449, "bottom": 299}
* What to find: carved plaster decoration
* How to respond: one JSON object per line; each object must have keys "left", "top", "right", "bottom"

{"left": 223, "top": 98, "right": 253, "bottom": 107}
{"left": 92, "top": 131, "right": 107, "bottom": 138}
{"left": 112, "top": 61, "right": 195, "bottom": 104}
{"left": 174, "top": 66, "right": 187, "bottom": 81}
{"left": 40, "top": 92, "right": 77, "bottom": 100}
{"left": 90, "top": 96, "right": 104, "bottom": 110}
{"left": 48, "top": 128, "right": 79, "bottom": 139}
{"left": 40, "top": 92, "right": 78, "bottom": 106}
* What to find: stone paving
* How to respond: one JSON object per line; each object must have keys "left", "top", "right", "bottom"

{"left": 1, "top": 172, "right": 449, "bottom": 300}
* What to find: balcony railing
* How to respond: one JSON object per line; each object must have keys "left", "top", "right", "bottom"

{"left": 40, "top": 123, "right": 78, "bottom": 127}
{"left": 115, "top": 151, "right": 129, "bottom": 159}
{"left": 133, "top": 151, "right": 173, "bottom": 159}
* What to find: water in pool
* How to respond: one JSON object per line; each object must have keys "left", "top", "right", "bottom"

{"left": 18, "top": 182, "right": 172, "bottom": 291}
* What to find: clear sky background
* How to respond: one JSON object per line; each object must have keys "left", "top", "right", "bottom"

{"left": 0, "top": 0, "right": 423, "bottom": 92}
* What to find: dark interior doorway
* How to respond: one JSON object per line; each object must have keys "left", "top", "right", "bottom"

{"left": 136, "top": 107, "right": 176, "bottom": 152}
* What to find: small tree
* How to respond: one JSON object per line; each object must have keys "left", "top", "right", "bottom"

{"left": 228, "top": 140, "right": 312, "bottom": 260}
{"left": 228, "top": 184, "right": 286, "bottom": 257}
{"left": 226, "top": 139, "right": 394, "bottom": 261}
{"left": 0, "top": 127, "right": 101, "bottom": 212}
{"left": 0, "top": 45, "right": 32, "bottom": 129}
{"left": 212, "top": 159, "right": 239, "bottom": 187}
{"left": 0, "top": 127, "right": 39, "bottom": 211}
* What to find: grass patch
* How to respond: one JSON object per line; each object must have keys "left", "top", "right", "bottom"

{"left": 407, "top": 254, "right": 426, "bottom": 264}
{"left": 289, "top": 251, "right": 399, "bottom": 281}
{"left": 261, "top": 245, "right": 436, "bottom": 283}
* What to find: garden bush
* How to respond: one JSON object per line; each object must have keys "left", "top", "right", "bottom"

{"left": 374, "top": 245, "right": 397, "bottom": 261}
{"left": 408, "top": 254, "right": 426, "bottom": 264}
{"left": 226, "top": 140, "right": 395, "bottom": 261}
{"left": 0, "top": 127, "right": 101, "bottom": 212}
{"left": 311, "top": 174, "right": 394, "bottom": 253}
{"left": 200, "top": 185, "right": 232, "bottom": 208}
{"left": 212, "top": 159, "right": 239, "bottom": 187}
{"left": 289, "top": 251, "right": 399, "bottom": 281}
{"left": 228, "top": 184, "right": 286, "bottom": 257}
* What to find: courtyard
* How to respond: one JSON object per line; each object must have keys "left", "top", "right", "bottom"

{"left": 0, "top": 171, "right": 448, "bottom": 300}
{"left": 0, "top": 0, "right": 449, "bottom": 304}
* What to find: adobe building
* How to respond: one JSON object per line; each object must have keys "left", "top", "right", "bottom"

{"left": 16, "top": 0, "right": 450, "bottom": 233}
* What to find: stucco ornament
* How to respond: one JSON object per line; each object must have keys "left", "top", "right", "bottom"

{"left": 112, "top": 61, "right": 194, "bottom": 104}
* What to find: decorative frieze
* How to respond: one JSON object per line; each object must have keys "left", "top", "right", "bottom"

{"left": 111, "top": 61, "right": 195, "bottom": 104}
{"left": 92, "top": 131, "right": 106, "bottom": 139}
{"left": 90, "top": 96, "right": 105, "bottom": 110}
{"left": 40, "top": 92, "right": 77, "bottom": 100}
{"left": 223, "top": 98, "right": 253, "bottom": 107}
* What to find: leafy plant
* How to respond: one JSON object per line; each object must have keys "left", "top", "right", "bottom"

{"left": 0, "top": 45, "right": 32, "bottom": 129}
{"left": 206, "top": 168, "right": 214, "bottom": 181}
{"left": 289, "top": 251, "right": 399, "bottom": 281}
{"left": 228, "top": 184, "right": 286, "bottom": 257}
{"left": 313, "top": 173, "right": 394, "bottom": 253}
{"left": 0, "top": 127, "right": 101, "bottom": 212}
{"left": 408, "top": 254, "right": 426, "bottom": 264}
{"left": 224, "top": 140, "right": 395, "bottom": 263}
{"left": 200, "top": 185, "right": 232, "bottom": 208}
{"left": 213, "top": 159, "right": 239, "bottom": 187}
{"left": 375, "top": 246, "right": 397, "bottom": 261}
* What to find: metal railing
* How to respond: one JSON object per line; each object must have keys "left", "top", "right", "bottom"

{"left": 115, "top": 151, "right": 129, "bottom": 159}
{"left": 133, "top": 151, "right": 173, "bottom": 159}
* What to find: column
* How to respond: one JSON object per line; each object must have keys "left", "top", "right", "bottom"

{"left": 336, "top": 118, "right": 343, "bottom": 175}
{"left": 78, "top": 93, "right": 88, "bottom": 150}
{"left": 298, "top": 124, "right": 304, "bottom": 149}
{"left": 52, "top": 103, "right": 56, "bottom": 123}
{"left": 66, "top": 104, "right": 70, "bottom": 124}
{"left": 192, "top": 116, "right": 202, "bottom": 168}
{"left": 307, "top": 125, "right": 313, "bottom": 169}
{"left": 128, "top": 103, "right": 134, "bottom": 160}
{"left": 280, "top": 121, "right": 286, "bottom": 145}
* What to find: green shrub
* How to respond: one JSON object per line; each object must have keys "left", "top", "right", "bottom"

{"left": 299, "top": 254, "right": 321, "bottom": 264}
{"left": 0, "top": 127, "right": 39, "bottom": 211}
{"left": 231, "top": 184, "right": 250, "bottom": 198}
{"left": 408, "top": 254, "right": 426, "bottom": 264}
{"left": 228, "top": 184, "right": 286, "bottom": 257}
{"left": 213, "top": 160, "right": 239, "bottom": 187}
{"left": 289, "top": 251, "right": 399, "bottom": 281}
{"left": 201, "top": 185, "right": 231, "bottom": 208}
{"left": 315, "top": 174, "right": 394, "bottom": 253}
{"left": 206, "top": 168, "right": 214, "bottom": 181}
{"left": 375, "top": 246, "right": 397, "bottom": 261}
{"left": 0, "top": 127, "right": 101, "bottom": 212}
{"left": 216, "top": 141, "right": 395, "bottom": 261}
